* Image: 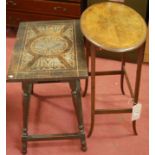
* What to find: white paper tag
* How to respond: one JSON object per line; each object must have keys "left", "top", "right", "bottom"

{"left": 132, "top": 103, "right": 142, "bottom": 121}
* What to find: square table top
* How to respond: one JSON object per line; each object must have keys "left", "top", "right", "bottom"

{"left": 7, "top": 20, "right": 88, "bottom": 82}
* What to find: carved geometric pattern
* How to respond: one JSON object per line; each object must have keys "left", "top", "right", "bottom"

{"left": 18, "top": 23, "right": 76, "bottom": 72}
{"left": 7, "top": 20, "right": 88, "bottom": 81}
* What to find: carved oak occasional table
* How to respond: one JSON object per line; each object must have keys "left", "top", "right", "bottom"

{"left": 80, "top": 2, "right": 147, "bottom": 137}
{"left": 7, "top": 20, "right": 87, "bottom": 154}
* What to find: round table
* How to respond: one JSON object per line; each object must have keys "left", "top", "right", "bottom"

{"left": 80, "top": 2, "right": 147, "bottom": 137}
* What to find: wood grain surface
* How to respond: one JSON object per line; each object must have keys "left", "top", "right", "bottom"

{"left": 80, "top": 2, "right": 147, "bottom": 52}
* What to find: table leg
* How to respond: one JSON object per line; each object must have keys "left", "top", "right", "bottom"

{"left": 88, "top": 44, "right": 96, "bottom": 137}
{"left": 31, "top": 84, "right": 34, "bottom": 94}
{"left": 69, "top": 80, "right": 87, "bottom": 151}
{"left": 132, "top": 44, "right": 145, "bottom": 135}
{"left": 83, "top": 39, "right": 90, "bottom": 97}
{"left": 69, "top": 81, "right": 79, "bottom": 125}
{"left": 120, "top": 53, "right": 126, "bottom": 95}
{"left": 21, "top": 82, "right": 32, "bottom": 154}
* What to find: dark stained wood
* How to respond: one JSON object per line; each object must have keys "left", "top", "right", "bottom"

{"left": 134, "top": 44, "right": 145, "bottom": 104}
{"left": 88, "top": 70, "right": 123, "bottom": 76}
{"left": 22, "top": 82, "right": 33, "bottom": 154}
{"left": 7, "top": 20, "right": 88, "bottom": 82}
{"left": 7, "top": 11, "right": 69, "bottom": 27}
{"left": 7, "top": 20, "right": 88, "bottom": 154}
{"left": 69, "top": 80, "right": 87, "bottom": 151}
{"left": 21, "top": 80, "right": 87, "bottom": 154}
{"left": 82, "top": 39, "right": 90, "bottom": 97}
{"left": 95, "top": 108, "right": 132, "bottom": 115}
{"left": 124, "top": 67, "right": 135, "bottom": 98}
{"left": 7, "top": 0, "right": 81, "bottom": 17}
{"left": 120, "top": 53, "right": 125, "bottom": 95}
{"left": 25, "top": 133, "right": 83, "bottom": 141}
{"left": 132, "top": 43, "right": 145, "bottom": 135}
{"left": 87, "top": 43, "right": 96, "bottom": 138}
{"left": 6, "top": 0, "right": 88, "bottom": 27}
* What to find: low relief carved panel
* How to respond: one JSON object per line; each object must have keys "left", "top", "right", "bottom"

{"left": 19, "top": 23, "right": 76, "bottom": 73}
{"left": 8, "top": 20, "right": 88, "bottom": 81}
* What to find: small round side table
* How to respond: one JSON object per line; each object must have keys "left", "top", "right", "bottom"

{"left": 80, "top": 2, "right": 147, "bottom": 137}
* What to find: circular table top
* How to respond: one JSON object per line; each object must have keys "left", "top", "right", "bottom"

{"left": 80, "top": 2, "right": 147, "bottom": 52}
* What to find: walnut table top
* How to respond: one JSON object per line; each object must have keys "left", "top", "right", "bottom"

{"left": 80, "top": 2, "right": 147, "bottom": 52}
{"left": 7, "top": 20, "right": 88, "bottom": 82}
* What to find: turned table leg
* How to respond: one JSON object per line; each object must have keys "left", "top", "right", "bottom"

{"left": 21, "top": 82, "right": 32, "bottom": 154}
{"left": 69, "top": 80, "right": 87, "bottom": 151}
